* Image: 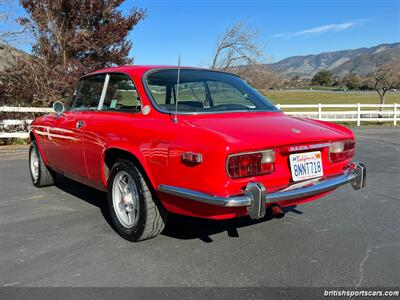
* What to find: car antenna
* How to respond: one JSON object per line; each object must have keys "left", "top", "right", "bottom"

{"left": 173, "top": 53, "right": 181, "bottom": 123}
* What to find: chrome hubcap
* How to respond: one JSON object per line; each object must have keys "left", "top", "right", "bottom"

{"left": 112, "top": 171, "right": 140, "bottom": 228}
{"left": 30, "top": 149, "right": 39, "bottom": 181}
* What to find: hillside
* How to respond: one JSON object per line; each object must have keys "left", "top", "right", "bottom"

{"left": 0, "top": 43, "right": 27, "bottom": 71}
{"left": 267, "top": 42, "right": 400, "bottom": 78}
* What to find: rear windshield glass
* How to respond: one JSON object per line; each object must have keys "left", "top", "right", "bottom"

{"left": 145, "top": 69, "right": 278, "bottom": 113}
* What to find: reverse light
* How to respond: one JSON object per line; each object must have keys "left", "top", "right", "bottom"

{"left": 227, "top": 150, "right": 275, "bottom": 178}
{"left": 329, "top": 140, "right": 355, "bottom": 162}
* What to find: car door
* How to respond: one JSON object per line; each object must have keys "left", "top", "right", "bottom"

{"left": 46, "top": 74, "right": 107, "bottom": 181}
{"left": 82, "top": 72, "right": 142, "bottom": 187}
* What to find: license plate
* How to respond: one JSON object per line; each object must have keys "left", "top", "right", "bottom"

{"left": 289, "top": 151, "right": 323, "bottom": 182}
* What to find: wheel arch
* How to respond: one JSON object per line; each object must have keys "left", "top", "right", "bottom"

{"left": 29, "top": 130, "right": 49, "bottom": 165}
{"left": 102, "top": 147, "right": 157, "bottom": 191}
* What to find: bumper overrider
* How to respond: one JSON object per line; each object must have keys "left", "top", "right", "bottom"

{"left": 158, "top": 162, "right": 366, "bottom": 219}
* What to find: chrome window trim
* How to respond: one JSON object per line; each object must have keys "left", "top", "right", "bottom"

{"left": 97, "top": 74, "right": 110, "bottom": 110}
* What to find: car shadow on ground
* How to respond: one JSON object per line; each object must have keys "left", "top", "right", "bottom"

{"left": 163, "top": 205, "right": 303, "bottom": 242}
{"left": 54, "top": 175, "right": 303, "bottom": 243}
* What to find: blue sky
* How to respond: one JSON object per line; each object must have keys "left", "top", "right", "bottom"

{"left": 5, "top": 0, "right": 400, "bottom": 66}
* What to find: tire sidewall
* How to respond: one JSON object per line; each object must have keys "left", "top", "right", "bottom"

{"left": 29, "top": 142, "right": 40, "bottom": 186}
{"left": 107, "top": 160, "right": 147, "bottom": 241}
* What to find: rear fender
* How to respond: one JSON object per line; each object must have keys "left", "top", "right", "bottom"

{"left": 101, "top": 146, "right": 157, "bottom": 190}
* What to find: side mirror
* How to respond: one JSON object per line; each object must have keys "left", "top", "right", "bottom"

{"left": 53, "top": 101, "right": 65, "bottom": 115}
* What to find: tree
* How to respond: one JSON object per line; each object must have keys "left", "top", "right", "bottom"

{"left": 210, "top": 22, "right": 285, "bottom": 89}
{"left": 311, "top": 70, "right": 333, "bottom": 86}
{"left": 358, "top": 75, "right": 374, "bottom": 90}
{"left": 0, "top": 0, "right": 146, "bottom": 107}
{"left": 0, "top": 0, "right": 27, "bottom": 44}
{"left": 19, "top": 0, "right": 145, "bottom": 71}
{"left": 211, "top": 21, "right": 263, "bottom": 70}
{"left": 341, "top": 73, "right": 362, "bottom": 90}
{"left": 374, "top": 59, "right": 400, "bottom": 106}
{"left": 232, "top": 65, "right": 285, "bottom": 90}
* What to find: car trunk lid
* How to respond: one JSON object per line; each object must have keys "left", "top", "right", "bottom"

{"left": 185, "top": 112, "right": 347, "bottom": 149}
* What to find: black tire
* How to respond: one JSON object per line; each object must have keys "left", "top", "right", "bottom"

{"left": 107, "top": 159, "right": 167, "bottom": 242}
{"left": 29, "top": 141, "right": 55, "bottom": 187}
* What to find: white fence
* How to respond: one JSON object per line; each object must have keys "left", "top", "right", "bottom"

{"left": 0, "top": 103, "right": 398, "bottom": 139}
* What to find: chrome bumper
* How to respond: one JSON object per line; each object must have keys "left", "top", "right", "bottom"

{"left": 158, "top": 162, "right": 366, "bottom": 219}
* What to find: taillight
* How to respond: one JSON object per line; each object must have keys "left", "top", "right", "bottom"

{"left": 329, "top": 140, "right": 355, "bottom": 162}
{"left": 227, "top": 150, "right": 275, "bottom": 178}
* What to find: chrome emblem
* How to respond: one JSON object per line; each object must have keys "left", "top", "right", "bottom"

{"left": 291, "top": 128, "right": 301, "bottom": 133}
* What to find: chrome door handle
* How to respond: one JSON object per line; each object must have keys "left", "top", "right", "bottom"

{"left": 76, "top": 120, "right": 85, "bottom": 129}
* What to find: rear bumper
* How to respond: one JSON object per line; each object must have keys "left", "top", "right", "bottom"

{"left": 158, "top": 162, "right": 366, "bottom": 219}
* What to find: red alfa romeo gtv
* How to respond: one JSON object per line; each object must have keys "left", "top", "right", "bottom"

{"left": 29, "top": 66, "right": 366, "bottom": 241}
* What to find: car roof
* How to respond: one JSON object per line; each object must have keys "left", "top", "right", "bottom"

{"left": 81, "top": 65, "right": 239, "bottom": 81}
{"left": 89, "top": 65, "right": 207, "bottom": 75}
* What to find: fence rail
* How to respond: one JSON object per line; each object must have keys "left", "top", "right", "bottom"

{"left": 0, "top": 103, "right": 398, "bottom": 139}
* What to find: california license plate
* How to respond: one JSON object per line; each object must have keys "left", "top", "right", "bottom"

{"left": 289, "top": 151, "right": 323, "bottom": 182}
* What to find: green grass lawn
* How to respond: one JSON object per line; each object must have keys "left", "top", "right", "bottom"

{"left": 263, "top": 90, "right": 399, "bottom": 105}
{"left": 260, "top": 90, "right": 399, "bottom": 127}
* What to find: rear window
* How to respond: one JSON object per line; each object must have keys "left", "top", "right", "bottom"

{"left": 145, "top": 69, "right": 277, "bottom": 113}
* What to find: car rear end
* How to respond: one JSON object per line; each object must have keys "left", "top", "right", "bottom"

{"left": 158, "top": 119, "right": 366, "bottom": 220}
{"left": 222, "top": 137, "right": 365, "bottom": 218}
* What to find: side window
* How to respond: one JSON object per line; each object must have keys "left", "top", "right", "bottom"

{"left": 148, "top": 84, "right": 167, "bottom": 105}
{"left": 101, "top": 74, "right": 141, "bottom": 112}
{"left": 207, "top": 81, "right": 254, "bottom": 107}
{"left": 71, "top": 74, "right": 105, "bottom": 110}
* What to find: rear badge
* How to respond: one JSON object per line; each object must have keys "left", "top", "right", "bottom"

{"left": 291, "top": 128, "right": 301, "bottom": 133}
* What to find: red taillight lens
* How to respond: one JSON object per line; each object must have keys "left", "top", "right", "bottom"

{"left": 227, "top": 150, "right": 275, "bottom": 178}
{"left": 329, "top": 140, "right": 355, "bottom": 162}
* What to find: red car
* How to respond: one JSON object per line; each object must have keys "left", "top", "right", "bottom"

{"left": 29, "top": 66, "right": 366, "bottom": 241}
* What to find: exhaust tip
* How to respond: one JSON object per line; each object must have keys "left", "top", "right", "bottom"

{"left": 270, "top": 205, "right": 285, "bottom": 219}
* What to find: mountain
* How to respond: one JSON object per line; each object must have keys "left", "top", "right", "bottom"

{"left": 267, "top": 42, "right": 400, "bottom": 79}
{"left": 0, "top": 43, "right": 28, "bottom": 71}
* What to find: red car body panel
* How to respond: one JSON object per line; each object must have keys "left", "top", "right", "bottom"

{"left": 30, "top": 65, "right": 358, "bottom": 220}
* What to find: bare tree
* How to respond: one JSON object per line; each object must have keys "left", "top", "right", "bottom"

{"left": 211, "top": 22, "right": 263, "bottom": 70}
{"left": 0, "top": 0, "right": 27, "bottom": 45}
{"left": 374, "top": 59, "right": 400, "bottom": 107}
{"left": 232, "top": 64, "right": 285, "bottom": 90}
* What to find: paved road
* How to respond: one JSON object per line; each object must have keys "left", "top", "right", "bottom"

{"left": 0, "top": 127, "right": 399, "bottom": 287}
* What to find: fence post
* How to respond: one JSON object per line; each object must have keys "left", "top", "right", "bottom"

{"left": 357, "top": 103, "right": 361, "bottom": 126}
{"left": 318, "top": 103, "right": 322, "bottom": 120}
{"left": 394, "top": 103, "right": 398, "bottom": 126}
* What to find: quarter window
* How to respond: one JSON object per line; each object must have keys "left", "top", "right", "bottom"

{"left": 101, "top": 74, "right": 141, "bottom": 112}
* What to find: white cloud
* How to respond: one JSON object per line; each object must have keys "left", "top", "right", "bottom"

{"left": 274, "top": 21, "right": 360, "bottom": 39}
{"left": 273, "top": 33, "right": 286, "bottom": 38}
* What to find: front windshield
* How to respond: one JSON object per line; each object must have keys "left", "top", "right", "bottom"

{"left": 145, "top": 69, "right": 278, "bottom": 113}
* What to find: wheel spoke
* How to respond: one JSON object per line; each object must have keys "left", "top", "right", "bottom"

{"left": 117, "top": 182, "right": 125, "bottom": 194}
{"left": 126, "top": 211, "right": 132, "bottom": 224}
